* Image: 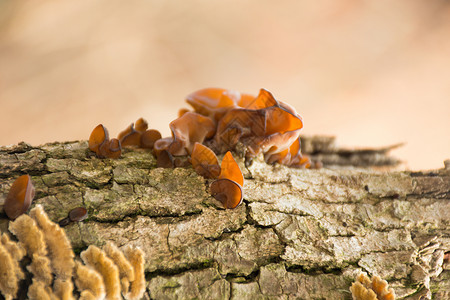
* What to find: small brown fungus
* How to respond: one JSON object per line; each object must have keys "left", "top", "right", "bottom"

{"left": 219, "top": 151, "right": 244, "bottom": 186}
{"left": 153, "top": 137, "right": 174, "bottom": 157}
{"left": 117, "top": 123, "right": 141, "bottom": 147}
{"left": 134, "top": 118, "right": 148, "bottom": 133}
{"left": 140, "top": 129, "right": 162, "bottom": 149}
{"left": 118, "top": 118, "right": 153, "bottom": 148}
{"left": 156, "top": 149, "right": 175, "bottom": 168}
{"left": 4, "top": 175, "right": 35, "bottom": 220}
{"left": 178, "top": 108, "right": 190, "bottom": 117}
{"left": 191, "top": 143, "right": 220, "bottom": 179}
{"left": 58, "top": 207, "right": 88, "bottom": 227}
{"left": 88, "top": 124, "right": 122, "bottom": 159}
{"left": 58, "top": 217, "right": 71, "bottom": 227}
{"left": 89, "top": 124, "right": 109, "bottom": 153}
{"left": 98, "top": 138, "right": 122, "bottom": 159}
{"left": 69, "top": 207, "right": 88, "bottom": 222}
{"left": 210, "top": 178, "right": 243, "bottom": 209}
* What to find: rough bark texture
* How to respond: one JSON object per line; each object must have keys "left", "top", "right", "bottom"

{"left": 0, "top": 136, "right": 449, "bottom": 299}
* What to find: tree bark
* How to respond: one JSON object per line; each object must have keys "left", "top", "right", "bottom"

{"left": 0, "top": 137, "right": 449, "bottom": 299}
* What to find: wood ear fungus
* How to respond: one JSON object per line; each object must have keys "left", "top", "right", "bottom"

{"left": 210, "top": 178, "right": 243, "bottom": 209}
{"left": 89, "top": 124, "right": 109, "bottom": 153}
{"left": 156, "top": 149, "right": 175, "bottom": 168}
{"left": 135, "top": 117, "right": 148, "bottom": 132}
{"left": 98, "top": 138, "right": 122, "bottom": 159}
{"left": 140, "top": 129, "right": 162, "bottom": 149}
{"left": 219, "top": 151, "right": 244, "bottom": 186}
{"left": 118, "top": 123, "right": 141, "bottom": 147}
{"left": 89, "top": 124, "right": 122, "bottom": 159}
{"left": 191, "top": 143, "right": 220, "bottom": 179}
{"left": 59, "top": 207, "right": 88, "bottom": 227}
{"left": 117, "top": 118, "right": 162, "bottom": 150}
{"left": 168, "top": 112, "right": 216, "bottom": 155}
{"left": 4, "top": 174, "right": 35, "bottom": 220}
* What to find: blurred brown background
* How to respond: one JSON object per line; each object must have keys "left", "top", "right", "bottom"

{"left": 0, "top": 0, "right": 449, "bottom": 170}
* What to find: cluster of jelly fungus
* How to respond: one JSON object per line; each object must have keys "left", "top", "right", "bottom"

{"left": 186, "top": 87, "right": 310, "bottom": 168}
{"left": 117, "top": 117, "right": 162, "bottom": 149}
{"left": 4, "top": 174, "right": 35, "bottom": 220}
{"left": 58, "top": 207, "right": 88, "bottom": 227}
{"left": 88, "top": 124, "right": 122, "bottom": 159}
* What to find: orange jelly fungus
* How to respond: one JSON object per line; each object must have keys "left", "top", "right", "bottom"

{"left": 88, "top": 124, "right": 109, "bottom": 153}
{"left": 157, "top": 149, "right": 175, "bottom": 168}
{"left": 87, "top": 88, "right": 308, "bottom": 208}
{"left": 210, "top": 178, "right": 243, "bottom": 209}
{"left": 166, "top": 112, "right": 216, "bottom": 156}
{"left": 140, "top": 129, "right": 162, "bottom": 149}
{"left": 117, "top": 123, "right": 141, "bottom": 147}
{"left": 118, "top": 118, "right": 161, "bottom": 149}
{"left": 191, "top": 142, "right": 220, "bottom": 179}
{"left": 135, "top": 117, "right": 149, "bottom": 132}
{"left": 4, "top": 174, "right": 35, "bottom": 220}
{"left": 187, "top": 88, "right": 309, "bottom": 168}
{"left": 219, "top": 151, "right": 244, "bottom": 186}
{"left": 99, "top": 138, "right": 122, "bottom": 159}
{"left": 89, "top": 124, "right": 122, "bottom": 158}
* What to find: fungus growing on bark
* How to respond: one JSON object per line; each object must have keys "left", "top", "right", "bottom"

{"left": 117, "top": 118, "right": 161, "bottom": 150}
{"left": 88, "top": 124, "right": 122, "bottom": 159}
{"left": 210, "top": 178, "right": 243, "bottom": 209}
{"left": 89, "top": 124, "right": 109, "bottom": 154}
{"left": 69, "top": 207, "right": 88, "bottom": 222}
{"left": 167, "top": 111, "right": 216, "bottom": 155}
{"left": 103, "top": 242, "right": 134, "bottom": 294}
{"left": 134, "top": 117, "right": 148, "bottom": 132}
{"left": 0, "top": 242, "right": 21, "bottom": 299}
{"left": 219, "top": 151, "right": 244, "bottom": 186}
{"left": 98, "top": 138, "right": 122, "bottom": 159}
{"left": 178, "top": 108, "right": 190, "bottom": 117}
{"left": 208, "top": 151, "right": 244, "bottom": 209}
{"left": 265, "top": 137, "right": 311, "bottom": 168}
{"left": 140, "top": 129, "right": 162, "bottom": 149}
{"left": 350, "top": 273, "right": 395, "bottom": 300}
{"left": 187, "top": 88, "right": 240, "bottom": 122}
{"left": 156, "top": 149, "right": 175, "bottom": 168}
{"left": 80, "top": 245, "right": 121, "bottom": 300}
{"left": 4, "top": 174, "right": 35, "bottom": 220}
{"left": 186, "top": 87, "right": 310, "bottom": 167}
{"left": 118, "top": 123, "right": 141, "bottom": 147}
{"left": 191, "top": 143, "right": 220, "bottom": 179}
{"left": 58, "top": 207, "right": 88, "bottom": 227}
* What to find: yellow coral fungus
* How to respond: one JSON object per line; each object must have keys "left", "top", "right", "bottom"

{"left": 350, "top": 273, "right": 395, "bottom": 300}
{"left": 80, "top": 245, "right": 121, "bottom": 300}
{"left": 29, "top": 205, "right": 75, "bottom": 280}
{"left": 74, "top": 261, "right": 105, "bottom": 299}
{"left": 123, "top": 245, "right": 146, "bottom": 300}
{"left": 104, "top": 241, "right": 135, "bottom": 294}
{"left": 0, "top": 243, "right": 19, "bottom": 300}
{"left": 27, "top": 254, "right": 53, "bottom": 286}
{"left": 8, "top": 213, "right": 47, "bottom": 257}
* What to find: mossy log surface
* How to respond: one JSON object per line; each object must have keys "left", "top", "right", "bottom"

{"left": 0, "top": 137, "right": 449, "bottom": 300}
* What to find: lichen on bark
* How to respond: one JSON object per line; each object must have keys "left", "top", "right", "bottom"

{"left": 0, "top": 137, "right": 449, "bottom": 299}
